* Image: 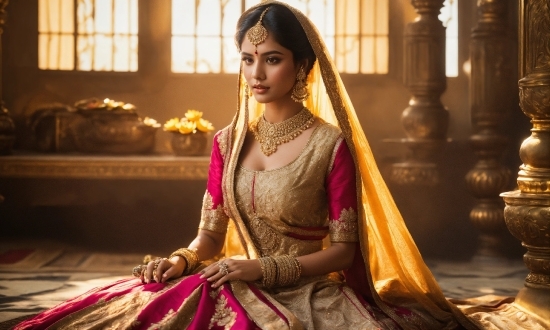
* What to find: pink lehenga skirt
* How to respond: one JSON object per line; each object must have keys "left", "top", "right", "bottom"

{"left": 14, "top": 274, "right": 265, "bottom": 329}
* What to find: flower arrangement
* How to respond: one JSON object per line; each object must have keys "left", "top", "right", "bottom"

{"left": 163, "top": 110, "right": 214, "bottom": 134}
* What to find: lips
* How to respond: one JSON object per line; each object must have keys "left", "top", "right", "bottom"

{"left": 253, "top": 84, "right": 269, "bottom": 90}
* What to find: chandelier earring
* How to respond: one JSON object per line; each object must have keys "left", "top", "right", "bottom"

{"left": 291, "top": 66, "right": 309, "bottom": 103}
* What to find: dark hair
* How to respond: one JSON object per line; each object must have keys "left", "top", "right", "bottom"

{"left": 235, "top": 4, "right": 316, "bottom": 74}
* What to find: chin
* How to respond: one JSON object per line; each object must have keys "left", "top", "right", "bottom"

{"left": 251, "top": 95, "right": 272, "bottom": 104}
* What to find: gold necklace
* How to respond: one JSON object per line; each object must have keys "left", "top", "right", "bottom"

{"left": 250, "top": 107, "right": 315, "bottom": 156}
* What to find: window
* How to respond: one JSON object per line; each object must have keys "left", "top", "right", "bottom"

{"left": 439, "top": 0, "right": 459, "bottom": 77}
{"left": 37, "top": 0, "right": 457, "bottom": 76}
{"left": 171, "top": 0, "right": 390, "bottom": 74}
{"left": 38, "top": 0, "right": 138, "bottom": 71}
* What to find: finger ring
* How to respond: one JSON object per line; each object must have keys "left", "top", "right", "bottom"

{"left": 132, "top": 265, "right": 146, "bottom": 277}
{"left": 218, "top": 261, "right": 229, "bottom": 276}
{"left": 152, "top": 258, "right": 166, "bottom": 271}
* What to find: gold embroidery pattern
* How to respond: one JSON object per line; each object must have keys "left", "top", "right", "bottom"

{"left": 209, "top": 286, "right": 222, "bottom": 300}
{"left": 199, "top": 191, "right": 230, "bottom": 233}
{"left": 250, "top": 214, "right": 282, "bottom": 254}
{"left": 329, "top": 207, "right": 359, "bottom": 242}
{"left": 327, "top": 136, "right": 344, "bottom": 175}
{"left": 208, "top": 295, "right": 237, "bottom": 330}
{"left": 146, "top": 309, "right": 175, "bottom": 330}
{"left": 217, "top": 127, "right": 229, "bottom": 156}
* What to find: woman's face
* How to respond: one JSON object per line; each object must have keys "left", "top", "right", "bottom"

{"left": 240, "top": 33, "right": 299, "bottom": 104}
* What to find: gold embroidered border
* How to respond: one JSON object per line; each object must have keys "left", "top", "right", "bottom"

{"left": 327, "top": 136, "right": 344, "bottom": 175}
{"left": 216, "top": 127, "right": 229, "bottom": 157}
{"left": 230, "top": 281, "right": 301, "bottom": 329}
{"left": 199, "top": 191, "right": 230, "bottom": 234}
{"left": 329, "top": 207, "right": 359, "bottom": 242}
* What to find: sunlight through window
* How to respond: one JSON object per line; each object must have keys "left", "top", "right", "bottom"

{"left": 39, "top": 0, "right": 138, "bottom": 72}
{"left": 171, "top": 0, "right": 389, "bottom": 74}
{"left": 439, "top": 0, "right": 459, "bottom": 77}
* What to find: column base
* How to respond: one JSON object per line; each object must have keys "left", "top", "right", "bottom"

{"left": 514, "top": 287, "right": 550, "bottom": 327}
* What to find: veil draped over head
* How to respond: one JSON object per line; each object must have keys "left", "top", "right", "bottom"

{"left": 221, "top": 1, "right": 476, "bottom": 329}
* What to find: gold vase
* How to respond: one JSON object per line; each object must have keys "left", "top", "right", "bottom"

{"left": 170, "top": 132, "right": 208, "bottom": 156}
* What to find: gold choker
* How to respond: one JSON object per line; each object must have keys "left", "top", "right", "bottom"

{"left": 250, "top": 108, "right": 315, "bottom": 156}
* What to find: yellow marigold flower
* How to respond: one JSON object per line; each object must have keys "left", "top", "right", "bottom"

{"left": 143, "top": 117, "right": 160, "bottom": 127}
{"left": 122, "top": 103, "right": 136, "bottom": 111}
{"left": 185, "top": 109, "right": 203, "bottom": 122}
{"left": 196, "top": 118, "right": 214, "bottom": 132}
{"left": 178, "top": 120, "right": 197, "bottom": 134}
{"left": 163, "top": 118, "right": 180, "bottom": 132}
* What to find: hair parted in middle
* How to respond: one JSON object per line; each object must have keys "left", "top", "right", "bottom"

{"left": 235, "top": 3, "right": 317, "bottom": 75}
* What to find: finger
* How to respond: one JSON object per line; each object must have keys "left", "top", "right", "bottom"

{"left": 212, "top": 273, "right": 230, "bottom": 288}
{"left": 206, "top": 270, "right": 224, "bottom": 282}
{"left": 154, "top": 258, "right": 169, "bottom": 282}
{"left": 160, "top": 266, "right": 177, "bottom": 283}
{"left": 140, "top": 267, "right": 146, "bottom": 284}
{"left": 145, "top": 261, "right": 156, "bottom": 283}
{"left": 200, "top": 265, "right": 219, "bottom": 279}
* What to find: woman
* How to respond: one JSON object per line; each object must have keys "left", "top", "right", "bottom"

{"left": 15, "top": 2, "right": 479, "bottom": 329}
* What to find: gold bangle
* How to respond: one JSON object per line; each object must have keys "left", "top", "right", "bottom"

{"left": 258, "top": 256, "right": 277, "bottom": 288}
{"left": 273, "top": 255, "right": 301, "bottom": 286}
{"left": 169, "top": 248, "right": 199, "bottom": 275}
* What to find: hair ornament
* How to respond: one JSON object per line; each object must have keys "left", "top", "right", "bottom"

{"left": 247, "top": 7, "right": 270, "bottom": 54}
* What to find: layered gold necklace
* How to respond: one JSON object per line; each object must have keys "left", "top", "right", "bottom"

{"left": 250, "top": 107, "right": 315, "bottom": 156}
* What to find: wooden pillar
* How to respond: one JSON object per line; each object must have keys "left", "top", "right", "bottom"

{"left": 500, "top": 0, "right": 550, "bottom": 321}
{"left": 390, "top": 0, "right": 448, "bottom": 185}
{"left": 0, "top": 0, "right": 15, "bottom": 155}
{"left": 465, "top": 0, "right": 512, "bottom": 259}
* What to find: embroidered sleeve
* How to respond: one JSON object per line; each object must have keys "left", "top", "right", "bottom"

{"left": 326, "top": 139, "right": 359, "bottom": 242}
{"left": 216, "top": 127, "right": 229, "bottom": 157}
{"left": 199, "top": 129, "right": 230, "bottom": 234}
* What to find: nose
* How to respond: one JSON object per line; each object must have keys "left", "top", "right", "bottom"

{"left": 252, "top": 61, "right": 265, "bottom": 81}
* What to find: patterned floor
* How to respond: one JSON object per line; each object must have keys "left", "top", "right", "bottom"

{"left": 0, "top": 239, "right": 528, "bottom": 324}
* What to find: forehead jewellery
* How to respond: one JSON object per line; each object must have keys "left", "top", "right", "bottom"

{"left": 246, "top": 7, "right": 270, "bottom": 54}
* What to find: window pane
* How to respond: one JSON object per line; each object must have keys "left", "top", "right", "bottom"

{"left": 39, "top": 0, "right": 74, "bottom": 70}
{"left": 172, "top": 0, "right": 241, "bottom": 73}
{"left": 197, "top": 37, "right": 221, "bottom": 73}
{"left": 439, "top": 0, "right": 459, "bottom": 77}
{"left": 172, "top": 36, "right": 195, "bottom": 73}
{"left": 223, "top": 37, "right": 241, "bottom": 73}
{"left": 375, "top": 36, "right": 388, "bottom": 74}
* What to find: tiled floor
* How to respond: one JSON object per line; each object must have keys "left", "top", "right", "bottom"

{"left": 0, "top": 239, "right": 528, "bottom": 324}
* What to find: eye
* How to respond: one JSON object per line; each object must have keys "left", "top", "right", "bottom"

{"left": 266, "top": 57, "right": 280, "bottom": 64}
{"left": 241, "top": 56, "right": 253, "bottom": 65}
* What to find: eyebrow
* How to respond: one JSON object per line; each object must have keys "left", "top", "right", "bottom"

{"left": 241, "top": 50, "right": 285, "bottom": 56}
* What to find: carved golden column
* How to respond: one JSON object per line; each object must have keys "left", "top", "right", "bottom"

{"left": 0, "top": 0, "right": 14, "bottom": 155}
{"left": 390, "top": 0, "right": 448, "bottom": 185}
{"left": 500, "top": 0, "right": 550, "bottom": 321}
{"left": 465, "top": 0, "right": 512, "bottom": 259}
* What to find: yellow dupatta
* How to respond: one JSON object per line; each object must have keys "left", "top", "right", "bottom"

{"left": 221, "top": 2, "right": 477, "bottom": 329}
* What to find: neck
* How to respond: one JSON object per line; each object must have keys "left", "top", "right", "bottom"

{"left": 263, "top": 98, "right": 304, "bottom": 123}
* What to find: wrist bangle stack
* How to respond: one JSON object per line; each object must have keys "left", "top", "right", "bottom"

{"left": 259, "top": 254, "right": 302, "bottom": 288}
{"left": 169, "top": 248, "right": 199, "bottom": 275}
{"left": 259, "top": 256, "right": 277, "bottom": 288}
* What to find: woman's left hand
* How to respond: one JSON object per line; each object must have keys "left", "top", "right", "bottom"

{"left": 200, "top": 258, "right": 262, "bottom": 288}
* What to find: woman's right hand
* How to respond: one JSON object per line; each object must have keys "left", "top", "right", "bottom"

{"left": 143, "top": 256, "right": 187, "bottom": 284}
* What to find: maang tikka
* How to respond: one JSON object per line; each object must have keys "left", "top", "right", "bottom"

{"left": 246, "top": 7, "right": 270, "bottom": 54}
